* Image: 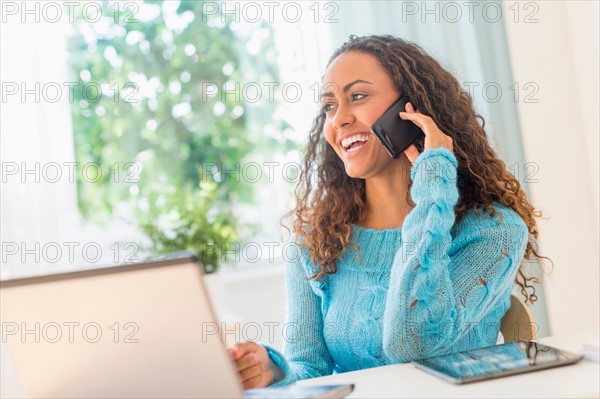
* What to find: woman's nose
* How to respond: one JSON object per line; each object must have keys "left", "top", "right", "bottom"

{"left": 331, "top": 104, "right": 355, "bottom": 129}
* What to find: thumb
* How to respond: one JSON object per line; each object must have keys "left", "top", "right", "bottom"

{"left": 226, "top": 346, "right": 239, "bottom": 360}
{"left": 228, "top": 341, "right": 255, "bottom": 360}
{"left": 404, "top": 144, "right": 420, "bottom": 165}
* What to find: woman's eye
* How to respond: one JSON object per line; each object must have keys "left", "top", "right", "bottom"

{"left": 322, "top": 103, "right": 336, "bottom": 112}
{"left": 321, "top": 94, "right": 365, "bottom": 113}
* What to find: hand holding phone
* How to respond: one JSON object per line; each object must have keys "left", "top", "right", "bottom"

{"left": 370, "top": 95, "right": 425, "bottom": 159}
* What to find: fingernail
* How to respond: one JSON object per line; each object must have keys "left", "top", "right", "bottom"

{"left": 253, "top": 353, "right": 261, "bottom": 363}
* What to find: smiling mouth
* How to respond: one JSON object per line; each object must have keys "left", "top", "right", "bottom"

{"left": 341, "top": 133, "right": 370, "bottom": 153}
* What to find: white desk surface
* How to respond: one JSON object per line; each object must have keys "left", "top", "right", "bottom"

{"left": 296, "top": 329, "right": 600, "bottom": 398}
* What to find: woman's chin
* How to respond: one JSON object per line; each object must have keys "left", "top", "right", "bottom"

{"left": 343, "top": 164, "right": 368, "bottom": 179}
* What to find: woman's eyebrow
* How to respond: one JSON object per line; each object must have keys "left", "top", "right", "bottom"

{"left": 320, "top": 79, "right": 374, "bottom": 100}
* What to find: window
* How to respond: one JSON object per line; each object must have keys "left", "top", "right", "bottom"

{"left": 65, "top": 1, "right": 316, "bottom": 272}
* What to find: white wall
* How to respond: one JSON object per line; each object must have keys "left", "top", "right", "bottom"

{"left": 502, "top": 0, "right": 599, "bottom": 336}
{"left": 206, "top": 262, "right": 286, "bottom": 351}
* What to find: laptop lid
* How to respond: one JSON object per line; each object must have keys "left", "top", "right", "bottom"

{"left": 0, "top": 252, "right": 244, "bottom": 398}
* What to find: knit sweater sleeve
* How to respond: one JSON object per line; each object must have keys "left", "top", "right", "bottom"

{"left": 262, "top": 253, "right": 334, "bottom": 387}
{"left": 382, "top": 148, "right": 529, "bottom": 362}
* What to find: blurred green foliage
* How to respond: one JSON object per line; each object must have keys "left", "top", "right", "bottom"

{"left": 66, "top": 0, "right": 294, "bottom": 272}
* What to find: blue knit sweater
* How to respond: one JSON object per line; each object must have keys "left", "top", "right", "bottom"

{"left": 265, "top": 148, "right": 529, "bottom": 386}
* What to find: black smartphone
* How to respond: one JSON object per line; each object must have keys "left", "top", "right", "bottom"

{"left": 370, "top": 95, "right": 425, "bottom": 158}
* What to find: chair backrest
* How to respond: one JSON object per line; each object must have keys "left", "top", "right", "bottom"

{"left": 500, "top": 294, "right": 538, "bottom": 342}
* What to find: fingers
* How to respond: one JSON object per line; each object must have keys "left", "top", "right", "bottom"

{"left": 233, "top": 353, "right": 264, "bottom": 388}
{"left": 400, "top": 102, "right": 454, "bottom": 155}
{"left": 227, "top": 345, "right": 241, "bottom": 360}
{"left": 239, "top": 361, "right": 262, "bottom": 382}
{"left": 401, "top": 102, "right": 424, "bottom": 165}
{"left": 243, "top": 373, "right": 264, "bottom": 389}
{"left": 399, "top": 106, "right": 432, "bottom": 132}
{"left": 237, "top": 352, "right": 262, "bottom": 372}
{"left": 233, "top": 353, "right": 271, "bottom": 389}
{"left": 228, "top": 341, "right": 256, "bottom": 360}
{"left": 227, "top": 342, "right": 271, "bottom": 388}
{"left": 227, "top": 343, "right": 260, "bottom": 375}
{"left": 228, "top": 344, "right": 259, "bottom": 372}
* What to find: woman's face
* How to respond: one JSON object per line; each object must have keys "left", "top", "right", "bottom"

{"left": 321, "top": 51, "right": 402, "bottom": 179}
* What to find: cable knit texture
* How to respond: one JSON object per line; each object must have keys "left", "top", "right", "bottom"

{"left": 265, "top": 148, "right": 529, "bottom": 386}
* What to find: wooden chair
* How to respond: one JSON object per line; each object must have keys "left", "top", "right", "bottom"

{"left": 500, "top": 294, "right": 538, "bottom": 342}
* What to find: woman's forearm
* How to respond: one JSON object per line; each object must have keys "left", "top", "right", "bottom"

{"left": 382, "top": 148, "right": 528, "bottom": 362}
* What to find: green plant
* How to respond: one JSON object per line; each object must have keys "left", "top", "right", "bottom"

{"left": 136, "top": 181, "right": 238, "bottom": 273}
{"left": 66, "top": 1, "right": 293, "bottom": 271}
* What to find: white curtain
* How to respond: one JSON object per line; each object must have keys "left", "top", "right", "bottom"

{"left": 1, "top": 18, "right": 78, "bottom": 279}
{"left": 0, "top": 15, "right": 79, "bottom": 397}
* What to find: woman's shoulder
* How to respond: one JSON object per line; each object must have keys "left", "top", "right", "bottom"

{"left": 283, "top": 233, "right": 308, "bottom": 258}
{"left": 452, "top": 202, "right": 528, "bottom": 238}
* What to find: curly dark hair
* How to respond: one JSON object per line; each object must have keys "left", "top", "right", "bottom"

{"left": 285, "top": 34, "right": 549, "bottom": 304}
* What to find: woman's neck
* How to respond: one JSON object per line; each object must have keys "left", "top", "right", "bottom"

{"left": 359, "top": 156, "right": 414, "bottom": 230}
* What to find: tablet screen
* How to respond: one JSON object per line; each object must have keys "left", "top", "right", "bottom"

{"left": 412, "top": 341, "right": 582, "bottom": 383}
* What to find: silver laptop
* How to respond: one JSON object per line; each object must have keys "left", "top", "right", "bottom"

{"left": 0, "top": 252, "right": 353, "bottom": 398}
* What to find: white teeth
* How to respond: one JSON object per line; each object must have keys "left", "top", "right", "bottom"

{"left": 346, "top": 143, "right": 364, "bottom": 152}
{"left": 341, "top": 134, "right": 370, "bottom": 149}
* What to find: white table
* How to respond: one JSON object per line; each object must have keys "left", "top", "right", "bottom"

{"left": 296, "top": 330, "right": 600, "bottom": 398}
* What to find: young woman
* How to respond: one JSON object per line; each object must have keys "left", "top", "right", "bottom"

{"left": 227, "top": 34, "right": 544, "bottom": 388}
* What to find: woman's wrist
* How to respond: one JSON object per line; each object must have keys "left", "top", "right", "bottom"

{"left": 410, "top": 147, "right": 458, "bottom": 182}
{"left": 269, "top": 358, "right": 285, "bottom": 384}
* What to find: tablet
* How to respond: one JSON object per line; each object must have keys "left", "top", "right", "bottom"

{"left": 412, "top": 341, "right": 583, "bottom": 384}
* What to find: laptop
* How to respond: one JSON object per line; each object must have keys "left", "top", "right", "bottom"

{"left": 0, "top": 251, "right": 353, "bottom": 398}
